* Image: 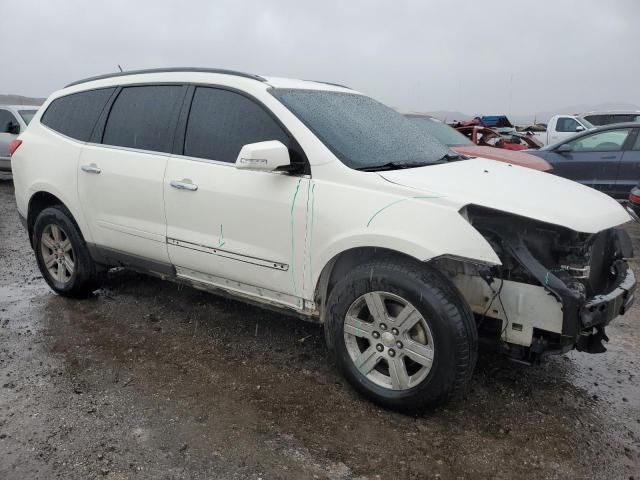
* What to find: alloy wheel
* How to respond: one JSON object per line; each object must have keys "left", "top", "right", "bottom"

{"left": 40, "top": 224, "right": 75, "bottom": 283}
{"left": 343, "top": 291, "right": 435, "bottom": 391}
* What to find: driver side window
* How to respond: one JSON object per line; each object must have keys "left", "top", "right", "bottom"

{"left": 566, "top": 129, "right": 631, "bottom": 152}
{"left": 556, "top": 117, "right": 579, "bottom": 133}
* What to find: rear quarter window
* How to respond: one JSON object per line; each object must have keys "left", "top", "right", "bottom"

{"left": 41, "top": 88, "right": 115, "bottom": 141}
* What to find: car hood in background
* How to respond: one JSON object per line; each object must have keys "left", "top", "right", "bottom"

{"left": 453, "top": 145, "right": 552, "bottom": 172}
{"left": 379, "top": 158, "right": 630, "bottom": 234}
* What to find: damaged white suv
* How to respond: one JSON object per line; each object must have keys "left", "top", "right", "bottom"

{"left": 11, "top": 68, "right": 636, "bottom": 410}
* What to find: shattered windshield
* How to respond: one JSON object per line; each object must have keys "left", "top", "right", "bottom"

{"left": 271, "top": 89, "right": 452, "bottom": 170}
{"left": 405, "top": 115, "right": 473, "bottom": 147}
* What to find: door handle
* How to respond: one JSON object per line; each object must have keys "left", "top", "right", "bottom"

{"left": 601, "top": 155, "right": 616, "bottom": 160}
{"left": 170, "top": 179, "right": 198, "bottom": 191}
{"left": 81, "top": 163, "right": 101, "bottom": 174}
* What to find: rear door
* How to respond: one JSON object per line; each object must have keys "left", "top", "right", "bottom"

{"left": 164, "top": 86, "right": 310, "bottom": 308}
{"left": 548, "top": 128, "right": 633, "bottom": 196}
{"left": 616, "top": 129, "right": 640, "bottom": 197}
{"left": 78, "top": 85, "right": 186, "bottom": 265}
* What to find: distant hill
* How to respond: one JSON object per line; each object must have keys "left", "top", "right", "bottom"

{"left": 0, "top": 94, "right": 45, "bottom": 106}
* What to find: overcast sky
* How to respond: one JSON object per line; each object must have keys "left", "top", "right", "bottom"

{"left": 2, "top": 0, "right": 638, "bottom": 115}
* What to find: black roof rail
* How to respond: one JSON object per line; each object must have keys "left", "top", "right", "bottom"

{"left": 305, "top": 79, "right": 352, "bottom": 90}
{"left": 65, "top": 67, "right": 267, "bottom": 88}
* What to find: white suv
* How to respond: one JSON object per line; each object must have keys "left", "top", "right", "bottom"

{"left": 10, "top": 68, "right": 636, "bottom": 410}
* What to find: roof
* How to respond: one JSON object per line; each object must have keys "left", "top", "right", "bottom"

{"left": 65, "top": 67, "right": 266, "bottom": 87}
{"left": 583, "top": 110, "right": 640, "bottom": 115}
{"left": 64, "top": 67, "right": 353, "bottom": 92}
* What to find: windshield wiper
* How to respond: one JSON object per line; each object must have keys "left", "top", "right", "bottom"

{"left": 436, "top": 153, "right": 465, "bottom": 162}
{"left": 356, "top": 161, "right": 433, "bottom": 172}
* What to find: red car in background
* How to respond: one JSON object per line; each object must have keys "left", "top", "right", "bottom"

{"left": 405, "top": 114, "right": 552, "bottom": 172}
{"left": 455, "top": 125, "right": 542, "bottom": 151}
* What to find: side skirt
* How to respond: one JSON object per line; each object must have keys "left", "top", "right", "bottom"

{"left": 87, "top": 244, "right": 320, "bottom": 323}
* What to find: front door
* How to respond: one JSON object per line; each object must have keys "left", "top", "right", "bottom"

{"left": 549, "top": 128, "right": 633, "bottom": 196}
{"left": 78, "top": 85, "right": 186, "bottom": 263}
{"left": 164, "top": 86, "right": 310, "bottom": 308}
{"left": 616, "top": 129, "right": 640, "bottom": 197}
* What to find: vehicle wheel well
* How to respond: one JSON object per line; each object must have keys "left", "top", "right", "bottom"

{"left": 314, "top": 247, "right": 425, "bottom": 322}
{"left": 27, "top": 192, "right": 66, "bottom": 246}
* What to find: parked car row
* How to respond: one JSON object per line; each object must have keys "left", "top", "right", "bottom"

{"left": 9, "top": 68, "right": 636, "bottom": 411}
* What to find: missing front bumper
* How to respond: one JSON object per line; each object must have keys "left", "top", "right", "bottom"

{"left": 581, "top": 266, "right": 635, "bottom": 329}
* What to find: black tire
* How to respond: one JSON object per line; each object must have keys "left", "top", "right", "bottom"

{"left": 324, "top": 258, "right": 477, "bottom": 412}
{"left": 33, "top": 206, "right": 100, "bottom": 298}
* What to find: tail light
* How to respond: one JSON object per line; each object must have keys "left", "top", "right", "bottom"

{"left": 629, "top": 191, "right": 640, "bottom": 204}
{"left": 9, "top": 139, "right": 22, "bottom": 157}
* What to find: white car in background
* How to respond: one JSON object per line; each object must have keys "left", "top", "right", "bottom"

{"left": 531, "top": 114, "right": 595, "bottom": 146}
{"left": 9, "top": 68, "right": 636, "bottom": 411}
{"left": 0, "top": 105, "right": 39, "bottom": 173}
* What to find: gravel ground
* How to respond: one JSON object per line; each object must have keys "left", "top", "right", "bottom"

{"left": 1, "top": 178, "right": 639, "bottom": 479}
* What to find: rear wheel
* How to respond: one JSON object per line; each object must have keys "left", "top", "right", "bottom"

{"left": 325, "top": 259, "right": 477, "bottom": 411}
{"left": 33, "top": 206, "right": 100, "bottom": 297}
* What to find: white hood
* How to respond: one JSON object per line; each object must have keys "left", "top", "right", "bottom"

{"left": 379, "top": 158, "right": 631, "bottom": 234}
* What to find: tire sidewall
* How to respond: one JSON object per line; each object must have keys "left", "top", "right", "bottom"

{"left": 327, "top": 263, "right": 469, "bottom": 409}
{"left": 33, "top": 207, "right": 95, "bottom": 296}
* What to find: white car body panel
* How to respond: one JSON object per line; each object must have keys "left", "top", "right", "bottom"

{"left": 164, "top": 156, "right": 310, "bottom": 306}
{"left": 379, "top": 158, "right": 631, "bottom": 234}
{"left": 78, "top": 143, "right": 171, "bottom": 263}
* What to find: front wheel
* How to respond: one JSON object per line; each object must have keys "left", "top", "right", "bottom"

{"left": 325, "top": 259, "right": 477, "bottom": 411}
{"left": 33, "top": 206, "right": 100, "bottom": 297}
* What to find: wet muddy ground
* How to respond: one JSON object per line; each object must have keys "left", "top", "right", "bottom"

{"left": 0, "top": 179, "right": 638, "bottom": 479}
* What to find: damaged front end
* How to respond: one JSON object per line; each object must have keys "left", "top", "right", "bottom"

{"left": 444, "top": 205, "right": 635, "bottom": 363}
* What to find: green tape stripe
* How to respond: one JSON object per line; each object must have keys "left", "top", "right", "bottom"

{"left": 290, "top": 179, "right": 302, "bottom": 294}
{"left": 308, "top": 182, "right": 317, "bottom": 284}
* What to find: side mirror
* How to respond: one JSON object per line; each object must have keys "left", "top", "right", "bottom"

{"left": 4, "top": 122, "right": 20, "bottom": 135}
{"left": 575, "top": 125, "right": 585, "bottom": 132}
{"left": 235, "top": 140, "right": 291, "bottom": 172}
{"left": 556, "top": 143, "right": 573, "bottom": 154}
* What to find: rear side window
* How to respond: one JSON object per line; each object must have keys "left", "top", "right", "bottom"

{"left": 41, "top": 88, "right": 115, "bottom": 141}
{"left": 610, "top": 114, "right": 640, "bottom": 124}
{"left": 584, "top": 114, "right": 605, "bottom": 126}
{"left": 184, "top": 87, "right": 289, "bottom": 163}
{"left": 19, "top": 110, "right": 38, "bottom": 125}
{"left": 102, "top": 86, "right": 183, "bottom": 153}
